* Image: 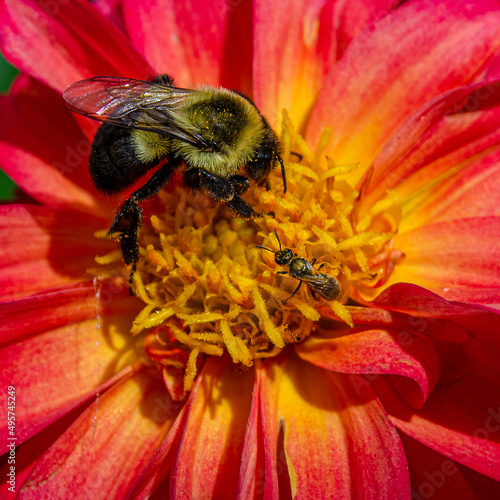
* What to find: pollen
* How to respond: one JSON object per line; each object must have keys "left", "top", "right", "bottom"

{"left": 93, "top": 111, "right": 401, "bottom": 398}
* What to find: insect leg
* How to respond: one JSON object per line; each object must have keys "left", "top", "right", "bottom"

{"left": 109, "top": 159, "right": 179, "bottom": 291}
{"left": 283, "top": 281, "right": 302, "bottom": 303}
{"left": 196, "top": 169, "right": 260, "bottom": 219}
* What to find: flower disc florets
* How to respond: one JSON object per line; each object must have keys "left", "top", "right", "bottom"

{"left": 95, "top": 113, "right": 399, "bottom": 395}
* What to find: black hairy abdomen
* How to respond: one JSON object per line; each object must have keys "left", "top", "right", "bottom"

{"left": 90, "top": 124, "right": 160, "bottom": 193}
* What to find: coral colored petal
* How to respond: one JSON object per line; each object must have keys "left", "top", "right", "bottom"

{"left": 0, "top": 280, "right": 140, "bottom": 346}
{"left": 400, "top": 434, "right": 477, "bottom": 500}
{"left": 259, "top": 352, "right": 410, "bottom": 499}
{"left": 0, "top": 311, "right": 140, "bottom": 451}
{"left": 0, "top": 75, "right": 108, "bottom": 212}
{"left": 123, "top": 0, "right": 252, "bottom": 92}
{"left": 170, "top": 357, "right": 254, "bottom": 499}
{"left": 237, "top": 362, "right": 265, "bottom": 500}
{"left": 307, "top": 1, "right": 500, "bottom": 179}
{"left": 295, "top": 328, "right": 440, "bottom": 408}
{"left": 374, "top": 324, "right": 500, "bottom": 481}
{"left": 354, "top": 283, "right": 487, "bottom": 318}
{"left": 388, "top": 217, "right": 500, "bottom": 310}
{"left": 0, "top": 205, "right": 112, "bottom": 299}
{"left": 360, "top": 80, "right": 500, "bottom": 212}
{"left": 0, "top": 0, "right": 149, "bottom": 92}
{"left": 18, "top": 372, "right": 172, "bottom": 499}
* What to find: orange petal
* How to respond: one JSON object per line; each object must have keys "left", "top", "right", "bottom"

{"left": 170, "top": 356, "right": 254, "bottom": 498}
{"left": 259, "top": 352, "right": 410, "bottom": 499}
{"left": 237, "top": 361, "right": 265, "bottom": 500}
{"left": 360, "top": 80, "right": 500, "bottom": 213}
{"left": 18, "top": 372, "right": 174, "bottom": 498}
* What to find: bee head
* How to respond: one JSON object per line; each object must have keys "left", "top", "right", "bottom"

{"left": 274, "top": 248, "right": 293, "bottom": 266}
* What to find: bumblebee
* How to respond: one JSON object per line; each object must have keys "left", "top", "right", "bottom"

{"left": 63, "top": 75, "right": 286, "bottom": 282}
{"left": 257, "top": 229, "right": 341, "bottom": 302}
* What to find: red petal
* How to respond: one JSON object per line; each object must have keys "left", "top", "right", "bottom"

{"left": 307, "top": 1, "right": 500, "bottom": 179}
{"left": 374, "top": 323, "right": 500, "bottom": 481}
{"left": 400, "top": 433, "right": 477, "bottom": 500}
{"left": 0, "top": 0, "right": 150, "bottom": 92}
{"left": 296, "top": 328, "right": 440, "bottom": 408}
{"left": 0, "top": 280, "right": 140, "bottom": 346}
{"left": 0, "top": 205, "right": 111, "bottom": 299}
{"left": 123, "top": 0, "right": 252, "bottom": 92}
{"left": 259, "top": 352, "right": 410, "bottom": 499}
{"left": 170, "top": 356, "right": 254, "bottom": 498}
{"left": 0, "top": 310, "right": 140, "bottom": 451}
{"left": 0, "top": 75, "right": 108, "bottom": 212}
{"left": 19, "top": 372, "right": 172, "bottom": 498}
{"left": 389, "top": 217, "right": 500, "bottom": 310}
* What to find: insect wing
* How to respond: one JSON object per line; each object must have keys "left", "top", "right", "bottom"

{"left": 301, "top": 274, "right": 341, "bottom": 301}
{"left": 63, "top": 77, "right": 203, "bottom": 146}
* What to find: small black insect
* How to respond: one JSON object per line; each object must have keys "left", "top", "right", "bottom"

{"left": 257, "top": 229, "right": 341, "bottom": 302}
{"left": 63, "top": 75, "right": 287, "bottom": 289}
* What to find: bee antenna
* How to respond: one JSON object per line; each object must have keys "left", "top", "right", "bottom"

{"left": 256, "top": 245, "right": 274, "bottom": 253}
{"left": 277, "top": 154, "right": 287, "bottom": 193}
{"left": 273, "top": 228, "right": 282, "bottom": 251}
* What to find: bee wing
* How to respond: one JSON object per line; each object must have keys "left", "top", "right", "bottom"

{"left": 63, "top": 77, "right": 204, "bottom": 146}
{"left": 301, "top": 273, "right": 340, "bottom": 300}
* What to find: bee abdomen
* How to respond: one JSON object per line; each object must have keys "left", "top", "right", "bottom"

{"left": 90, "top": 124, "right": 166, "bottom": 193}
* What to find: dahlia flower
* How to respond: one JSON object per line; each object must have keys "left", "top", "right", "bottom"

{"left": 1, "top": 0, "right": 500, "bottom": 498}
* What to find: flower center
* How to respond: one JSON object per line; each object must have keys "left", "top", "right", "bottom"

{"left": 94, "top": 112, "right": 400, "bottom": 397}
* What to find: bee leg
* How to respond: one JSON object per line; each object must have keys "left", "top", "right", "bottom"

{"left": 228, "top": 175, "right": 250, "bottom": 195}
{"left": 283, "top": 281, "right": 302, "bottom": 303}
{"left": 195, "top": 169, "right": 260, "bottom": 219}
{"left": 108, "top": 160, "right": 179, "bottom": 292}
{"left": 311, "top": 288, "right": 317, "bottom": 300}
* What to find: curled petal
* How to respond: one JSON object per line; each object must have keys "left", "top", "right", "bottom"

{"left": 374, "top": 322, "right": 500, "bottom": 481}
{"left": 296, "top": 328, "right": 440, "bottom": 408}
